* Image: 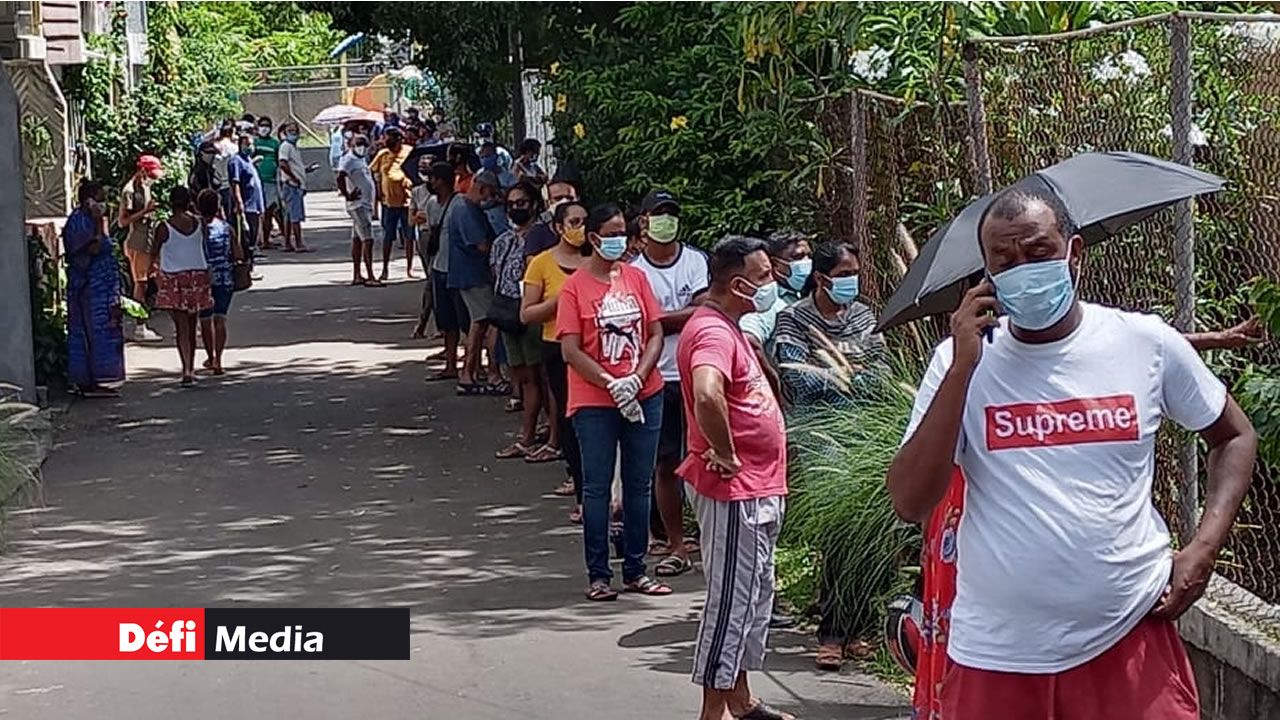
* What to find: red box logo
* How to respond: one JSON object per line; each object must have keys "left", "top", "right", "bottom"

{"left": 0, "top": 608, "right": 205, "bottom": 660}
{"left": 985, "top": 394, "right": 1140, "bottom": 451}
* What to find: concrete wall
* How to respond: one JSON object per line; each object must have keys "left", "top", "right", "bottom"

{"left": 0, "top": 61, "right": 37, "bottom": 402}
{"left": 1180, "top": 576, "right": 1280, "bottom": 720}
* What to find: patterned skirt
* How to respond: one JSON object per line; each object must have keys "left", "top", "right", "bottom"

{"left": 156, "top": 269, "right": 214, "bottom": 313}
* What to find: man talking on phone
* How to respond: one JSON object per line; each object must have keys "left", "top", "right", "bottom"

{"left": 886, "top": 187, "right": 1257, "bottom": 719}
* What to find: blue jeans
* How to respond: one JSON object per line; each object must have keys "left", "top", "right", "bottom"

{"left": 381, "top": 206, "right": 411, "bottom": 247}
{"left": 571, "top": 392, "right": 664, "bottom": 584}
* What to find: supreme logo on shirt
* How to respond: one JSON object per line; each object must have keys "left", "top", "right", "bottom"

{"left": 985, "top": 394, "right": 1140, "bottom": 451}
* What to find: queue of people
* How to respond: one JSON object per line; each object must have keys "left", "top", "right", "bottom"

{"left": 60, "top": 108, "right": 1263, "bottom": 720}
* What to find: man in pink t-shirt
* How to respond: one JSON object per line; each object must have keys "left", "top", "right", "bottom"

{"left": 676, "top": 236, "right": 791, "bottom": 720}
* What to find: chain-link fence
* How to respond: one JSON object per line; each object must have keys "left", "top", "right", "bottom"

{"left": 949, "top": 13, "right": 1280, "bottom": 604}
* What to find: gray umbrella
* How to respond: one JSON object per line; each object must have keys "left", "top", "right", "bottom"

{"left": 875, "top": 151, "right": 1226, "bottom": 332}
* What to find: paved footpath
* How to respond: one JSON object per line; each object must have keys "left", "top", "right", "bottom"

{"left": 0, "top": 195, "right": 908, "bottom": 720}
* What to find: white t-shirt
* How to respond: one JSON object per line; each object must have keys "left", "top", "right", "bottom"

{"left": 632, "top": 245, "right": 710, "bottom": 382}
{"left": 336, "top": 152, "right": 374, "bottom": 211}
{"left": 278, "top": 141, "right": 306, "bottom": 189}
{"left": 903, "top": 303, "right": 1226, "bottom": 674}
{"left": 213, "top": 137, "right": 237, "bottom": 189}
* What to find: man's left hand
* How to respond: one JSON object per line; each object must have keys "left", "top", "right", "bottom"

{"left": 1151, "top": 540, "right": 1217, "bottom": 620}
{"left": 1217, "top": 317, "right": 1264, "bottom": 349}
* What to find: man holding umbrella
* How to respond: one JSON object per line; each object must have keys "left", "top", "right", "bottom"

{"left": 886, "top": 184, "right": 1257, "bottom": 719}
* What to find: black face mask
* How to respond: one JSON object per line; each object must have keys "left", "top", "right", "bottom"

{"left": 508, "top": 208, "right": 534, "bottom": 226}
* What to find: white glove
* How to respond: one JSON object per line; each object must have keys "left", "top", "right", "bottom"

{"left": 619, "top": 398, "right": 645, "bottom": 424}
{"left": 607, "top": 374, "right": 643, "bottom": 406}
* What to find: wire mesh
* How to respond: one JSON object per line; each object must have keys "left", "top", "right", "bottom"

{"left": 816, "top": 91, "right": 972, "bottom": 369}
{"left": 969, "top": 15, "right": 1280, "bottom": 605}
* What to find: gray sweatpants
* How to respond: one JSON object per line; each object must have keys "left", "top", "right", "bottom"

{"left": 689, "top": 485, "right": 785, "bottom": 690}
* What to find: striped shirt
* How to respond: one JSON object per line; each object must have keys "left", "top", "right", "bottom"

{"left": 772, "top": 295, "right": 886, "bottom": 408}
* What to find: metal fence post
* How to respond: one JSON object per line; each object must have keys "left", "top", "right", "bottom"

{"left": 849, "top": 91, "right": 869, "bottom": 252}
{"left": 1169, "top": 13, "right": 1200, "bottom": 543}
{"left": 962, "top": 43, "right": 994, "bottom": 195}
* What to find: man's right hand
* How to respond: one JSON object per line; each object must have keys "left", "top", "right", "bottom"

{"left": 950, "top": 279, "right": 1000, "bottom": 371}
{"left": 702, "top": 447, "right": 741, "bottom": 479}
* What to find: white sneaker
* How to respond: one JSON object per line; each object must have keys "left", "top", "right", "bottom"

{"left": 132, "top": 324, "right": 162, "bottom": 343}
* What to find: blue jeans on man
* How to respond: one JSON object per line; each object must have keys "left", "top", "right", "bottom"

{"left": 571, "top": 392, "right": 664, "bottom": 584}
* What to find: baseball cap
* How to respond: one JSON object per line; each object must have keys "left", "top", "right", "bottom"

{"left": 641, "top": 189, "right": 680, "bottom": 214}
{"left": 474, "top": 170, "right": 501, "bottom": 190}
{"left": 137, "top": 154, "right": 163, "bottom": 177}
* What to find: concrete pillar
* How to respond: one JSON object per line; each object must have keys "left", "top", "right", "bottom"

{"left": 0, "top": 62, "right": 36, "bottom": 402}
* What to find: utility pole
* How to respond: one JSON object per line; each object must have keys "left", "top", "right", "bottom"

{"left": 509, "top": 18, "right": 526, "bottom": 145}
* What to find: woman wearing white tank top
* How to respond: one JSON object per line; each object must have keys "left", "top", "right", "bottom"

{"left": 152, "top": 186, "right": 213, "bottom": 385}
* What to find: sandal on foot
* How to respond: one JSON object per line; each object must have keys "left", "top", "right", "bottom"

{"left": 655, "top": 554, "right": 694, "bottom": 577}
{"left": 363, "top": 279, "right": 385, "bottom": 287}
{"left": 495, "top": 441, "right": 532, "bottom": 460}
{"left": 815, "top": 643, "right": 844, "bottom": 671}
{"left": 552, "top": 478, "right": 576, "bottom": 497}
{"left": 845, "top": 639, "right": 875, "bottom": 661}
{"left": 569, "top": 507, "right": 583, "bottom": 524}
{"left": 585, "top": 581, "right": 618, "bottom": 602}
{"left": 524, "top": 444, "right": 563, "bottom": 464}
{"left": 623, "top": 576, "right": 673, "bottom": 596}
{"left": 648, "top": 540, "right": 673, "bottom": 557}
{"left": 485, "top": 380, "right": 512, "bottom": 396}
{"left": 735, "top": 701, "right": 795, "bottom": 720}
{"left": 456, "top": 383, "right": 486, "bottom": 396}
{"left": 505, "top": 398, "right": 523, "bottom": 413}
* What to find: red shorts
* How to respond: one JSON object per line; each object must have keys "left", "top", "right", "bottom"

{"left": 941, "top": 617, "right": 1199, "bottom": 720}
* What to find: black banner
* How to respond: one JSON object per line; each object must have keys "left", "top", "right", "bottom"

{"left": 203, "top": 608, "right": 409, "bottom": 660}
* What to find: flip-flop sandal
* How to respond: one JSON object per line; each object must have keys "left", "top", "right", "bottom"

{"left": 623, "top": 576, "right": 673, "bottom": 596}
{"left": 683, "top": 538, "right": 701, "bottom": 554}
{"left": 455, "top": 383, "right": 486, "bottom": 396}
{"left": 485, "top": 381, "right": 512, "bottom": 396}
{"left": 815, "top": 644, "right": 844, "bottom": 671}
{"left": 505, "top": 398, "right": 523, "bottom": 413}
{"left": 495, "top": 441, "right": 532, "bottom": 459}
{"left": 585, "top": 582, "right": 618, "bottom": 602}
{"left": 648, "top": 540, "right": 673, "bottom": 557}
{"left": 524, "top": 444, "right": 563, "bottom": 464}
{"left": 655, "top": 554, "right": 694, "bottom": 577}
{"left": 735, "top": 701, "right": 794, "bottom": 720}
{"left": 363, "top": 279, "right": 385, "bottom": 287}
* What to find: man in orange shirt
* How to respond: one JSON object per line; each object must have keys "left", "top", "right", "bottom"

{"left": 369, "top": 127, "right": 416, "bottom": 280}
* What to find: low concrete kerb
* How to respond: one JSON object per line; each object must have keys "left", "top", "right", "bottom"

{"left": 1180, "top": 573, "right": 1280, "bottom": 693}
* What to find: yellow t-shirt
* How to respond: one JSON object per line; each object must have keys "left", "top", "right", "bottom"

{"left": 370, "top": 145, "right": 413, "bottom": 207}
{"left": 523, "top": 250, "right": 573, "bottom": 342}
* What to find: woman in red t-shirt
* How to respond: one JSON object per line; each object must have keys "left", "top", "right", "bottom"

{"left": 556, "top": 203, "right": 673, "bottom": 601}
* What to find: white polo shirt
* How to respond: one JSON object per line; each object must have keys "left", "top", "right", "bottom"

{"left": 903, "top": 302, "right": 1226, "bottom": 673}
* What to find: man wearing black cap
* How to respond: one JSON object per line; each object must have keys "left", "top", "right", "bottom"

{"left": 446, "top": 169, "right": 504, "bottom": 393}
{"left": 632, "top": 189, "right": 709, "bottom": 577}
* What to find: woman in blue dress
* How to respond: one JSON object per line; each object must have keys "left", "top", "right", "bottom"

{"left": 63, "top": 181, "right": 125, "bottom": 397}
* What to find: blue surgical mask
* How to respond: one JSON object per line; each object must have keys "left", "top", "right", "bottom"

{"left": 285, "top": 133, "right": 299, "bottom": 143}
{"left": 596, "top": 235, "right": 628, "bottom": 261}
{"left": 784, "top": 258, "right": 812, "bottom": 291}
{"left": 990, "top": 258, "right": 1075, "bottom": 331}
{"left": 826, "top": 275, "right": 860, "bottom": 305}
{"left": 736, "top": 279, "right": 779, "bottom": 314}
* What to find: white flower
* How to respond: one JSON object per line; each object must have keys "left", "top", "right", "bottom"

{"left": 1159, "top": 122, "right": 1210, "bottom": 147}
{"left": 1220, "top": 21, "right": 1280, "bottom": 47}
{"left": 1117, "top": 50, "right": 1151, "bottom": 78}
{"left": 1091, "top": 58, "right": 1122, "bottom": 82}
{"left": 849, "top": 46, "right": 891, "bottom": 83}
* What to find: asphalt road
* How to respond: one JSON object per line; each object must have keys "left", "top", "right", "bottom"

{"left": 0, "top": 195, "right": 908, "bottom": 720}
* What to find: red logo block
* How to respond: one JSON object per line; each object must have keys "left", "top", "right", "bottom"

{"left": 0, "top": 608, "right": 205, "bottom": 660}
{"left": 985, "top": 394, "right": 1140, "bottom": 451}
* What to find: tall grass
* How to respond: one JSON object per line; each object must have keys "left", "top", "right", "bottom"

{"left": 780, "top": 362, "right": 922, "bottom": 639}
